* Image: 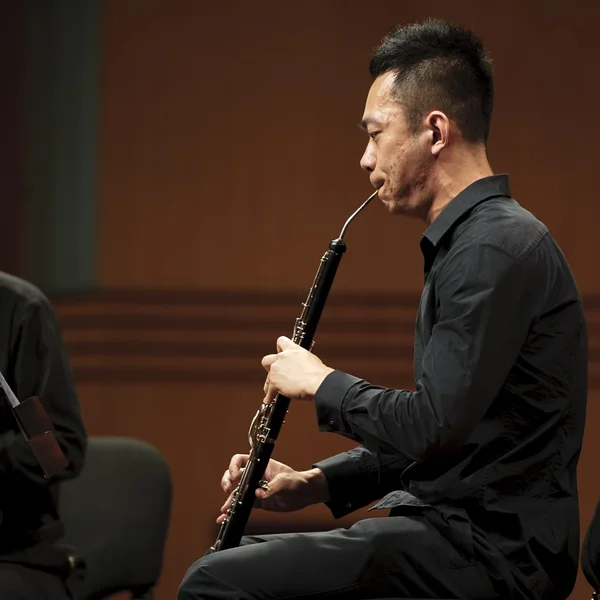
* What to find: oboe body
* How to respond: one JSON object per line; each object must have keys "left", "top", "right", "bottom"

{"left": 211, "top": 189, "right": 378, "bottom": 552}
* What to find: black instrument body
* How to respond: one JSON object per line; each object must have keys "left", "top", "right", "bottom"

{"left": 211, "top": 190, "right": 378, "bottom": 552}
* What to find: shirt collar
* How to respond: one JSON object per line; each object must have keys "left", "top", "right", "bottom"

{"left": 422, "top": 174, "right": 511, "bottom": 248}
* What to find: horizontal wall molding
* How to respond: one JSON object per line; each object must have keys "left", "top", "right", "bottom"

{"left": 51, "top": 288, "right": 600, "bottom": 388}
{"left": 50, "top": 288, "right": 424, "bottom": 308}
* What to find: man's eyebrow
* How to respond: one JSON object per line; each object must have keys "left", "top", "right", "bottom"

{"left": 358, "top": 117, "right": 381, "bottom": 131}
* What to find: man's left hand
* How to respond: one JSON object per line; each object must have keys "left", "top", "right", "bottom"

{"left": 261, "top": 336, "right": 334, "bottom": 404}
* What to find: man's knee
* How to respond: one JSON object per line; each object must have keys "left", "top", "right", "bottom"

{"left": 178, "top": 553, "right": 241, "bottom": 600}
{"left": 179, "top": 557, "right": 208, "bottom": 600}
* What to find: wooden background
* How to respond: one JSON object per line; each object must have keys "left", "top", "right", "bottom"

{"left": 47, "top": 1, "right": 600, "bottom": 599}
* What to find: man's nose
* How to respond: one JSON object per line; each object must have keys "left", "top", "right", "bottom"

{"left": 360, "top": 146, "right": 375, "bottom": 172}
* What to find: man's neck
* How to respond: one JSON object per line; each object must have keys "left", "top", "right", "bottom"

{"left": 425, "top": 148, "right": 493, "bottom": 225}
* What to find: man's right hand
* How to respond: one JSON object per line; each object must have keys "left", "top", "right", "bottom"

{"left": 217, "top": 454, "right": 330, "bottom": 524}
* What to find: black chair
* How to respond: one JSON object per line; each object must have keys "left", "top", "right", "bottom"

{"left": 59, "top": 436, "right": 172, "bottom": 600}
{"left": 583, "top": 497, "right": 600, "bottom": 600}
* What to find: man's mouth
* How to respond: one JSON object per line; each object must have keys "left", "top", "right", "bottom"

{"left": 373, "top": 182, "right": 385, "bottom": 199}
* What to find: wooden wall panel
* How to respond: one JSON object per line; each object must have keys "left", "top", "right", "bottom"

{"left": 92, "top": 1, "right": 600, "bottom": 599}
{"left": 54, "top": 290, "right": 600, "bottom": 388}
{"left": 53, "top": 292, "right": 600, "bottom": 600}
{"left": 99, "top": 0, "right": 600, "bottom": 294}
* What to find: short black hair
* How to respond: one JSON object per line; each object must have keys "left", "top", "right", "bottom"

{"left": 369, "top": 19, "right": 494, "bottom": 144}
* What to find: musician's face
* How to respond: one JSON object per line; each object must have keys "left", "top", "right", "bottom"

{"left": 359, "top": 72, "right": 435, "bottom": 218}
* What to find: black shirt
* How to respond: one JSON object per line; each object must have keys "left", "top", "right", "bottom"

{"left": 314, "top": 175, "right": 587, "bottom": 599}
{"left": 0, "top": 272, "right": 87, "bottom": 559}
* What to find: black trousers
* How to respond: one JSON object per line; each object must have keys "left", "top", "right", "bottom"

{"left": 0, "top": 563, "right": 73, "bottom": 600}
{"left": 179, "top": 511, "right": 526, "bottom": 600}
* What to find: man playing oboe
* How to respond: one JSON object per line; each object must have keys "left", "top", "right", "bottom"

{"left": 179, "top": 18, "right": 587, "bottom": 600}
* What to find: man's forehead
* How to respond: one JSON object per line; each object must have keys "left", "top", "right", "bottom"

{"left": 361, "top": 74, "right": 402, "bottom": 127}
{"left": 362, "top": 73, "right": 398, "bottom": 115}
{"left": 369, "top": 72, "right": 397, "bottom": 103}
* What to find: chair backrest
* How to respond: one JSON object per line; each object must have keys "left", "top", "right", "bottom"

{"left": 582, "top": 497, "right": 600, "bottom": 597}
{"left": 59, "top": 436, "right": 172, "bottom": 600}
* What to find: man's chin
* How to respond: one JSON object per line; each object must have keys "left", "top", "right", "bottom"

{"left": 382, "top": 197, "right": 417, "bottom": 217}
{"left": 378, "top": 191, "right": 399, "bottom": 213}
{"left": 377, "top": 188, "right": 389, "bottom": 205}
{"left": 377, "top": 187, "right": 411, "bottom": 215}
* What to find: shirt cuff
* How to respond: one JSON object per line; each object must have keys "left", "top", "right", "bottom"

{"left": 314, "top": 370, "right": 362, "bottom": 434}
{"left": 313, "top": 452, "right": 362, "bottom": 519}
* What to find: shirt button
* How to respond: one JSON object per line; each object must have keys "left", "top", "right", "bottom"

{"left": 328, "top": 421, "right": 336, "bottom": 428}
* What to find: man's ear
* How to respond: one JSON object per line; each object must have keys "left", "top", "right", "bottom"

{"left": 426, "top": 111, "right": 450, "bottom": 156}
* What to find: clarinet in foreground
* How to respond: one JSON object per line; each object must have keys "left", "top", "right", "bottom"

{"left": 211, "top": 189, "right": 379, "bottom": 552}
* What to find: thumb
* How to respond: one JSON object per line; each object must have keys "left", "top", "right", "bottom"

{"left": 255, "top": 484, "right": 272, "bottom": 500}
{"left": 276, "top": 336, "right": 296, "bottom": 352}
{"left": 255, "top": 472, "right": 287, "bottom": 499}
